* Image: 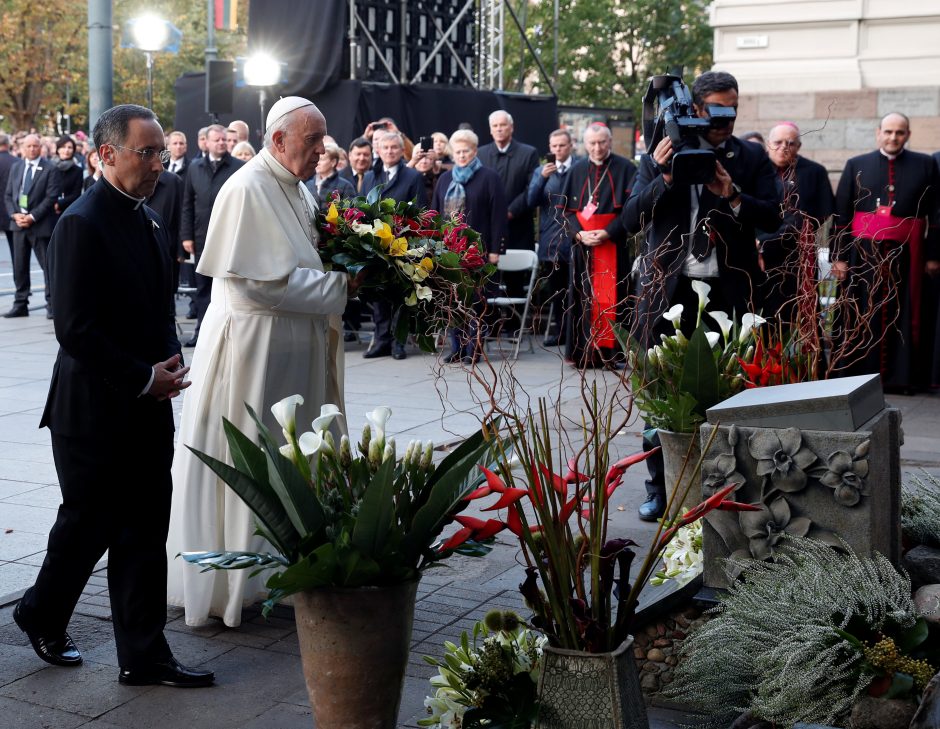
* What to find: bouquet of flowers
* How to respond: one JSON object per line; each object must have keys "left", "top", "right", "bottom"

{"left": 620, "top": 281, "right": 767, "bottom": 433}
{"left": 318, "top": 187, "right": 496, "bottom": 351}
{"left": 419, "top": 610, "right": 545, "bottom": 729}
{"left": 181, "top": 395, "right": 500, "bottom": 614}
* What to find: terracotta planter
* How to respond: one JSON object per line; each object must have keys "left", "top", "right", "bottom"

{"left": 658, "top": 428, "right": 703, "bottom": 510}
{"left": 536, "top": 637, "right": 649, "bottom": 729}
{"left": 293, "top": 580, "right": 418, "bottom": 729}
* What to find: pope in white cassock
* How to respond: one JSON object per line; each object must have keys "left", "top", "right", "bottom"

{"left": 166, "top": 98, "right": 360, "bottom": 626}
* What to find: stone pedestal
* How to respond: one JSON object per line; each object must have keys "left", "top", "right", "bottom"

{"left": 699, "top": 375, "right": 901, "bottom": 589}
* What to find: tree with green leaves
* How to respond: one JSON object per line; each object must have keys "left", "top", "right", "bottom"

{"left": 501, "top": 0, "right": 712, "bottom": 119}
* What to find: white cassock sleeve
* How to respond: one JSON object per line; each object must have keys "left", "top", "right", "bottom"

{"left": 235, "top": 268, "right": 348, "bottom": 316}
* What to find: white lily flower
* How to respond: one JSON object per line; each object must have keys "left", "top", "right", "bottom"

{"left": 271, "top": 394, "right": 304, "bottom": 440}
{"left": 710, "top": 310, "right": 733, "bottom": 342}
{"left": 691, "top": 279, "right": 711, "bottom": 309}
{"left": 365, "top": 406, "right": 392, "bottom": 441}
{"left": 312, "top": 404, "right": 343, "bottom": 434}
{"left": 739, "top": 312, "right": 768, "bottom": 343}
{"left": 663, "top": 303, "right": 684, "bottom": 329}
{"left": 298, "top": 431, "right": 325, "bottom": 457}
{"left": 705, "top": 331, "right": 720, "bottom": 348}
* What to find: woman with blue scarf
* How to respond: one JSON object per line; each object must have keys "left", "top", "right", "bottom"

{"left": 431, "top": 130, "right": 508, "bottom": 363}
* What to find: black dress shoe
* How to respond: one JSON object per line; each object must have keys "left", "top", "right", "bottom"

{"left": 444, "top": 350, "right": 462, "bottom": 363}
{"left": 391, "top": 345, "right": 407, "bottom": 360}
{"left": 543, "top": 335, "right": 560, "bottom": 347}
{"left": 13, "top": 603, "right": 82, "bottom": 667}
{"left": 638, "top": 495, "right": 666, "bottom": 522}
{"left": 183, "top": 337, "right": 198, "bottom": 347}
{"left": 46, "top": 311, "right": 54, "bottom": 320}
{"left": 118, "top": 656, "right": 215, "bottom": 688}
{"left": 3, "top": 307, "right": 28, "bottom": 318}
{"left": 343, "top": 331, "right": 357, "bottom": 343}
{"left": 363, "top": 346, "right": 391, "bottom": 359}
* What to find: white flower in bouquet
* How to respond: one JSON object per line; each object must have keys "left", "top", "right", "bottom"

{"left": 366, "top": 406, "right": 392, "bottom": 442}
{"left": 271, "top": 394, "right": 304, "bottom": 441}
{"left": 312, "top": 404, "right": 343, "bottom": 434}
{"left": 710, "top": 310, "right": 733, "bottom": 343}
{"left": 663, "top": 303, "right": 684, "bottom": 329}
{"left": 705, "top": 331, "right": 720, "bottom": 348}
{"left": 739, "top": 312, "right": 768, "bottom": 343}
{"left": 691, "top": 279, "right": 711, "bottom": 325}
{"left": 651, "top": 520, "right": 704, "bottom": 587}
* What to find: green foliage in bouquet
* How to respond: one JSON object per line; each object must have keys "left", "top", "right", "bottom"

{"left": 419, "top": 610, "right": 544, "bottom": 729}
{"left": 318, "top": 185, "right": 496, "bottom": 351}
{"left": 181, "top": 396, "right": 502, "bottom": 615}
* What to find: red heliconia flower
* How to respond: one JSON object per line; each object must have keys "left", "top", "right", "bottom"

{"left": 559, "top": 494, "right": 580, "bottom": 523}
{"left": 481, "top": 487, "right": 529, "bottom": 511}
{"left": 605, "top": 448, "right": 660, "bottom": 488}
{"left": 564, "top": 458, "right": 591, "bottom": 484}
{"left": 475, "top": 519, "right": 507, "bottom": 540}
{"left": 441, "top": 526, "right": 474, "bottom": 551}
{"left": 479, "top": 465, "right": 507, "bottom": 492}
{"left": 538, "top": 463, "right": 568, "bottom": 496}
{"left": 506, "top": 505, "right": 523, "bottom": 537}
{"left": 454, "top": 515, "right": 487, "bottom": 530}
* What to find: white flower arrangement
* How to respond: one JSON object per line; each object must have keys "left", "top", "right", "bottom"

{"left": 651, "top": 520, "right": 704, "bottom": 587}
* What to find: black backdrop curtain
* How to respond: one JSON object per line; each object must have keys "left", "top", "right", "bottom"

{"left": 173, "top": 75, "right": 558, "bottom": 158}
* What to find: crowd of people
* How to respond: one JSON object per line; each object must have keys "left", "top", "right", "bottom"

{"left": 7, "top": 73, "right": 940, "bottom": 689}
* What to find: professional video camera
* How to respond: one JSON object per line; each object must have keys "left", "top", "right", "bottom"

{"left": 641, "top": 74, "right": 736, "bottom": 185}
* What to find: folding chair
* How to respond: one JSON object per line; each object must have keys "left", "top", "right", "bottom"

{"left": 485, "top": 249, "right": 540, "bottom": 359}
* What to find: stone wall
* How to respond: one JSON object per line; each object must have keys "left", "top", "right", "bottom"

{"left": 734, "top": 86, "right": 940, "bottom": 185}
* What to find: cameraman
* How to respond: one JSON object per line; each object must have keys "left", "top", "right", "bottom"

{"left": 623, "top": 71, "right": 780, "bottom": 521}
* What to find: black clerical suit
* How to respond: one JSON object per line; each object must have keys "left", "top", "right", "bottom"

{"left": 147, "top": 171, "right": 183, "bottom": 290}
{"left": 3, "top": 156, "right": 60, "bottom": 313}
{"left": 477, "top": 140, "right": 540, "bottom": 250}
{"left": 758, "top": 155, "right": 835, "bottom": 325}
{"left": 19, "top": 177, "right": 181, "bottom": 669}
{"left": 180, "top": 152, "right": 244, "bottom": 340}
{"left": 362, "top": 162, "right": 428, "bottom": 355}
{"left": 624, "top": 135, "right": 780, "bottom": 505}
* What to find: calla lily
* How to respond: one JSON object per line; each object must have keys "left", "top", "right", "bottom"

{"left": 325, "top": 202, "right": 339, "bottom": 225}
{"left": 691, "top": 279, "right": 711, "bottom": 311}
{"left": 663, "top": 303, "right": 684, "bottom": 329}
{"left": 366, "top": 406, "right": 392, "bottom": 441}
{"left": 312, "top": 404, "right": 343, "bottom": 434}
{"left": 271, "top": 394, "right": 304, "bottom": 440}
{"left": 710, "top": 310, "right": 733, "bottom": 342}
{"left": 296, "top": 431, "right": 325, "bottom": 459}
{"left": 415, "top": 285, "right": 433, "bottom": 302}
{"left": 739, "top": 312, "right": 768, "bottom": 343}
{"left": 705, "top": 331, "right": 720, "bottom": 348}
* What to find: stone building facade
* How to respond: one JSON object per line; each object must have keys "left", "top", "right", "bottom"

{"left": 710, "top": 0, "right": 940, "bottom": 178}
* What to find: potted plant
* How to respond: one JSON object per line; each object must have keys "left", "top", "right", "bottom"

{"left": 438, "top": 395, "right": 759, "bottom": 729}
{"left": 618, "top": 280, "right": 765, "bottom": 505}
{"left": 181, "top": 396, "right": 498, "bottom": 729}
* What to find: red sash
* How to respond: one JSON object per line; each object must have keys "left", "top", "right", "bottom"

{"left": 576, "top": 211, "right": 618, "bottom": 349}
{"left": 851, "top": 208, "right": 926, "bottom": 344}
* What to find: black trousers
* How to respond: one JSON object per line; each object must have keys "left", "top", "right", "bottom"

{"left": 12, "top": 229, "right": 50, "bottom": 310}
{"left": 644, "top": 274, "right": 730, "bottom": 501}
{"left": 192, "top": 254, "right": 212, "bottom": 337}
{"left": 18, "top": 430, "right": 174, "bottom": 668}
{"left": 4, "top": 229, "right": 13, "bottom": 263}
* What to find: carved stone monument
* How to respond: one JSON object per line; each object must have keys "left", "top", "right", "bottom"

{"left": 699, "top": 374, "right": 901, "bottom": 589}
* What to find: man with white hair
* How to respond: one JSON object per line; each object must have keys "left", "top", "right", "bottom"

{"left": 166, "top": 97, "right": 365, "bottom": 627}
{"left": 757, "top": 122, "right": 834, "bottom": 325}
{"left": 477, "top": 110, "right": 539, "bottom": 252}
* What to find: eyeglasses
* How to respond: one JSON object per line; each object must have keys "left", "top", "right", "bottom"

{"left": 112, "top": 145, "right": 171, "bottom": 164}
{"left": 768, "top": 140, "right": 800, "bottom": 150}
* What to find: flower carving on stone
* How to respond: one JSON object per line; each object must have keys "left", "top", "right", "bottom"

{"left": 739, "top": 496, "right": 812, "bottom": 560}
{"left": 818, "top": 445, "right": 870, "bottom": 507}
{"left": 747, "top": 427, "right": 816, "bottom": 493}
{"left": 701, "top": 452, "right": 746, "bottom": 497}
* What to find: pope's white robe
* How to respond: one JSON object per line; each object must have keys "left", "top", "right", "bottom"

{"left": 166, "top": 148, "right": 348, "bottom": 627}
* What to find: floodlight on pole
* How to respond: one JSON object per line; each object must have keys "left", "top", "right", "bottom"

{"left": 240, "top": 53, "right": 287, "bottom": 137}
{"left": 122, "top": 16, "right": 182, "bottom": 110}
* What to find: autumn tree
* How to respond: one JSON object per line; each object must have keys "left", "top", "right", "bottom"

{"left": 501, "top": 0, "right": 712, "bottom": 118}
{"left": 0, "top": 0, "right": 85, "bottom": 130}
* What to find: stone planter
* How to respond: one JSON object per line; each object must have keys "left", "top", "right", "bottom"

{"left": 658, "top": 428, "right": 703, "bottom": 510}
{"left": 293, "top": 580, "right": 418, "bottom": 729}
{"left": 537, "top": 637, "right": 649, "bottom": 729}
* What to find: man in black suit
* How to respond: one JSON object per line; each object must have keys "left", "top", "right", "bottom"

{"left": 624, "top": 70, "right": 780, "bottom": 521}
{"left": 340, "top": 136, "right": 373, "bottom": 195}
{"left": 165, "top": 131, "right": 189, "bottom": 177}
{"left": 148, "top": 170, "right": 183, "bottom": 292}
{"left": 3, "top": 134, "right": 60, "bottom": 318}
{"left": 0, "top": 133, "right": 16, "bottom": 261}
{"left": 180, "top": 124, "right": 244, "bottom": 346}
{"left": 13, "top": 104, "right": 213, "bottom": 688}
{"left": 362, "top": 130, "right": 427, "bottom": 359}
{"left": 477, "top": 110, "right": 540, "bottom": 251}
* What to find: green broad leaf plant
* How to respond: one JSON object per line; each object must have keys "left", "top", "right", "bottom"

{"left": 181, "top": 395, "right": 501, "bottom": 615}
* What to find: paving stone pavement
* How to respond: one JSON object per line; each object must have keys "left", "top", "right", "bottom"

{"left": 0, "top": 246, "right": 938, "bottom": 726}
